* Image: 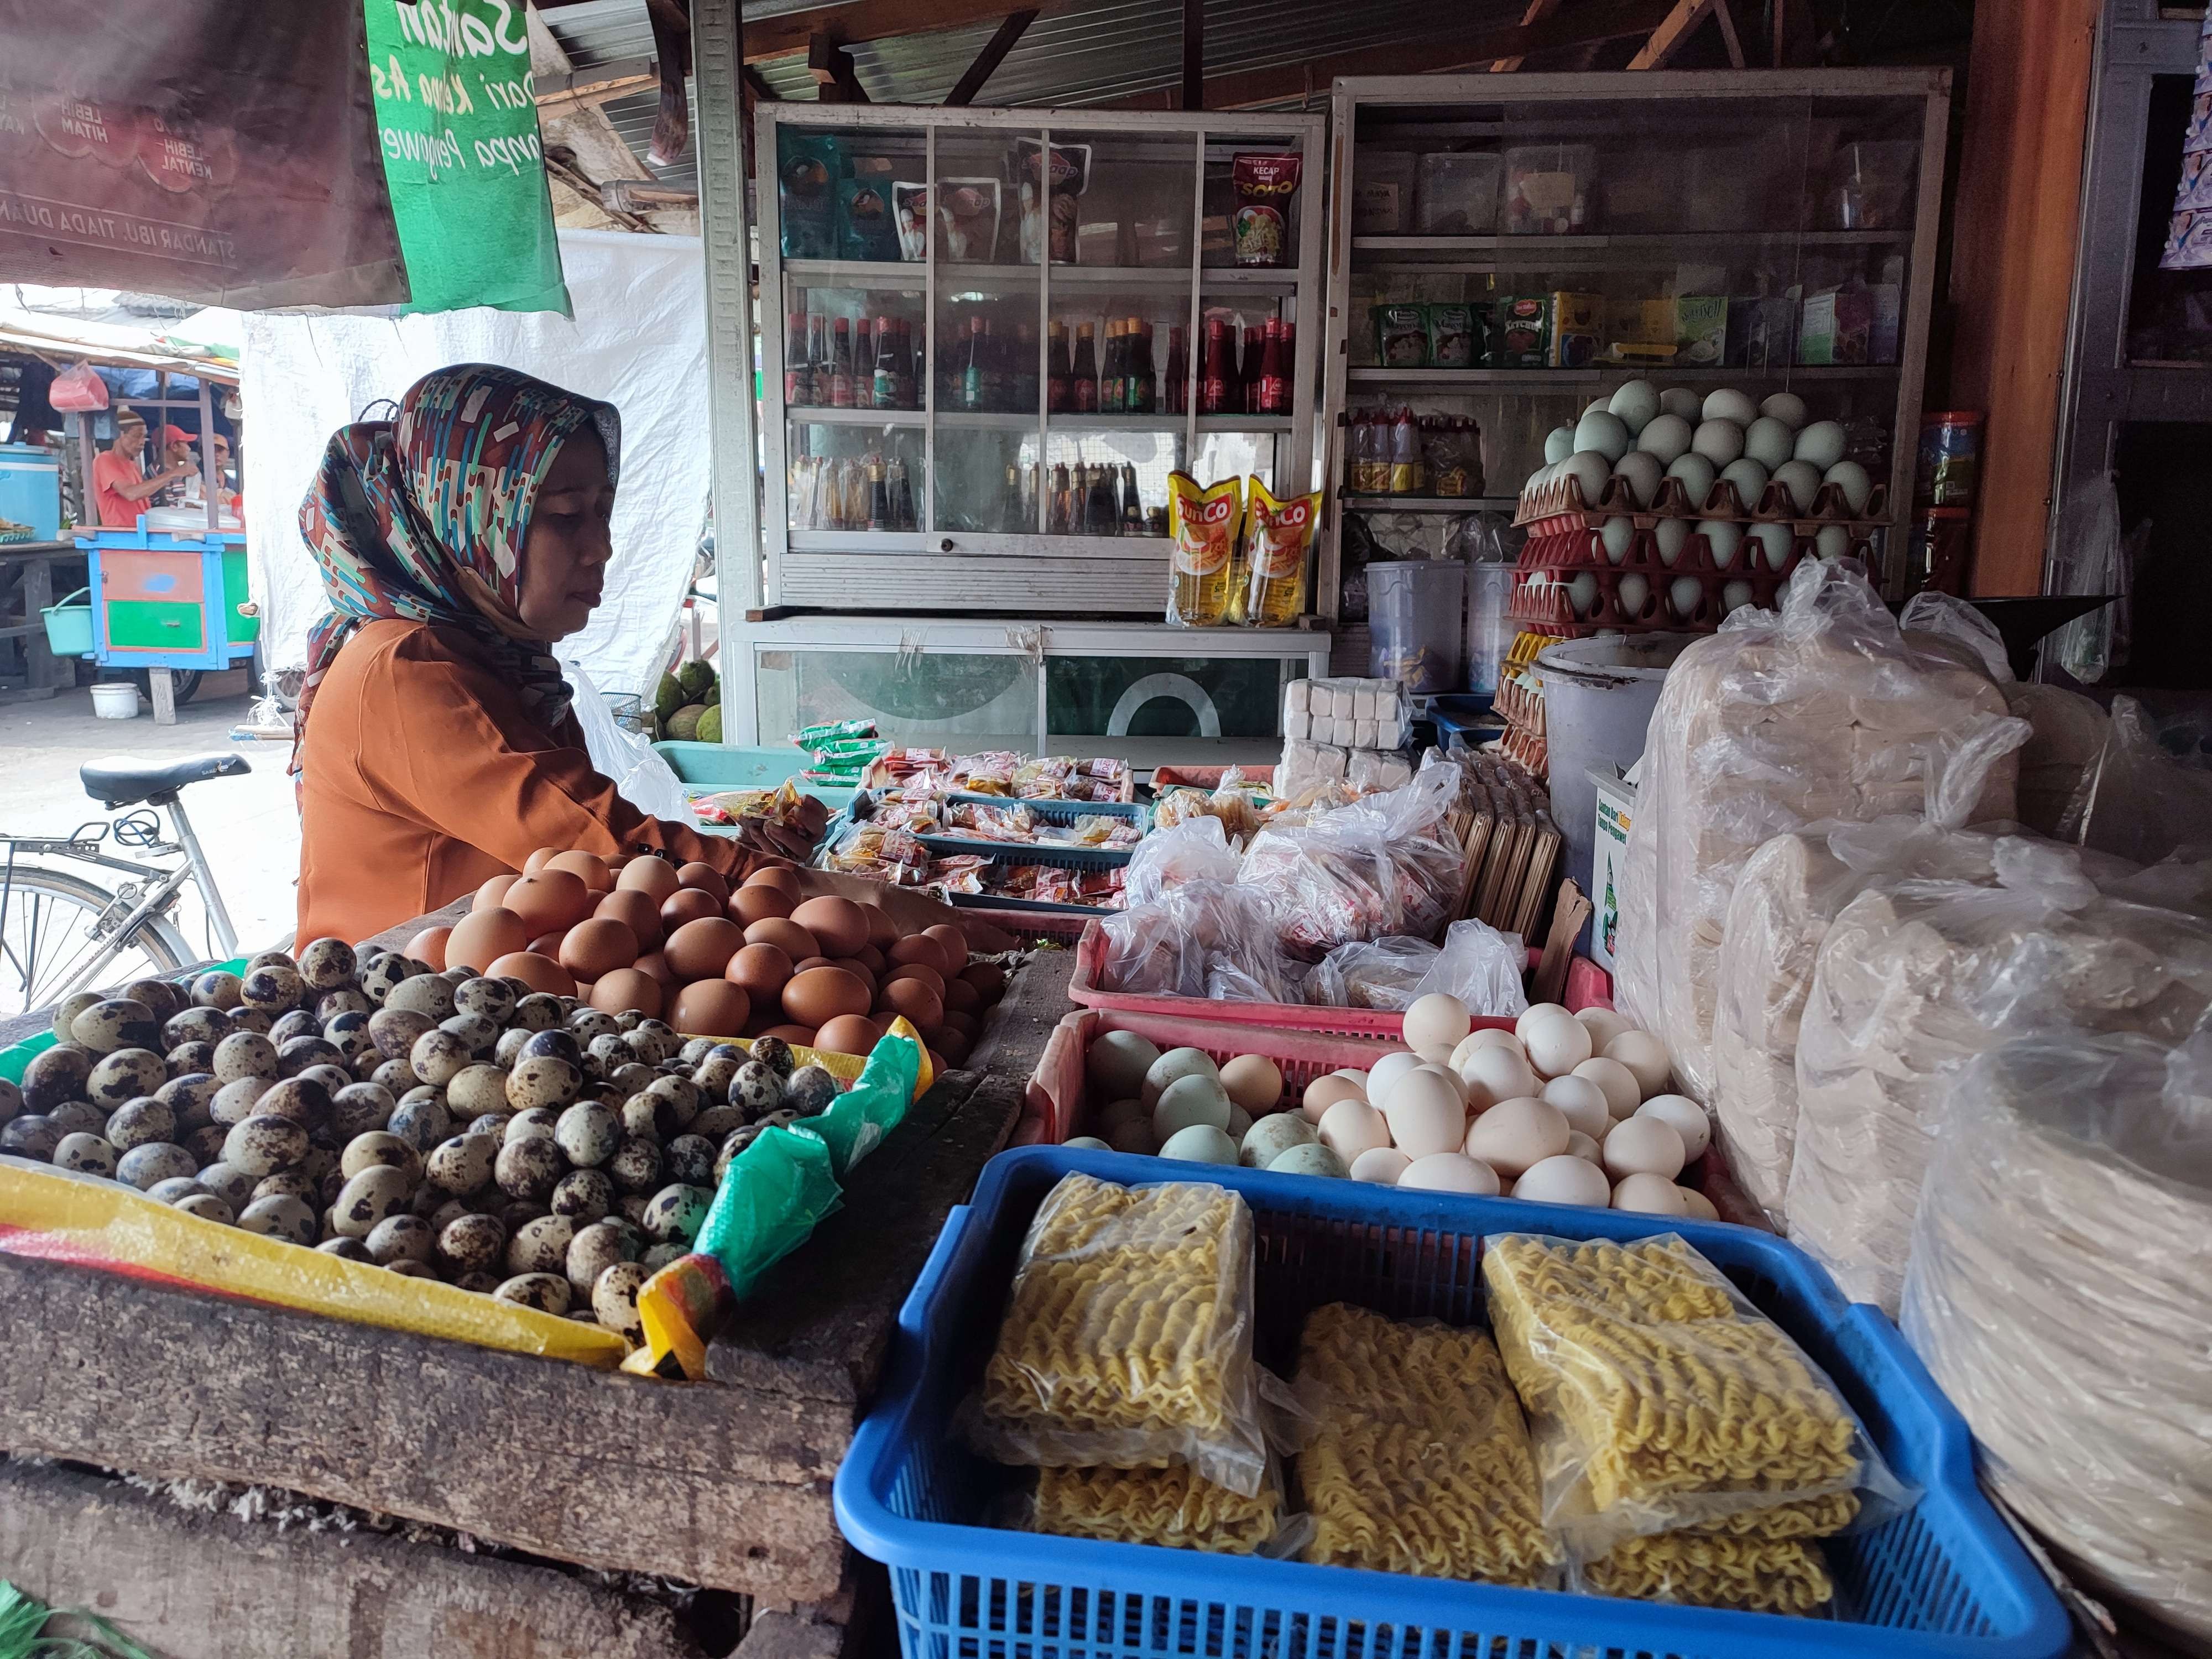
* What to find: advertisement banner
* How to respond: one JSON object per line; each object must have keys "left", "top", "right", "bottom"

{"left": 364, "top": 0, "right": 571, "bottom": 317}
{"left": 0, "top": 0, "right": 407, "bottom": 309}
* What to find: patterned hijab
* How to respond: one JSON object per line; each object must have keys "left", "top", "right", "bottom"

{"left": 294, "top": 363, "right": 621, "bottom": 761}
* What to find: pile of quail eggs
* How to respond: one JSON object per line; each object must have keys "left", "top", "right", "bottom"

{"left": 0, "top": 939, "right": 852, "bottom": 1339}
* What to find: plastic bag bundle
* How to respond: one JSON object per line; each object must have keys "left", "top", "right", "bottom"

{"left": 967, "top": 1173, "right": 1268, "bottom": 1496}
{"left": 1027, "top": 1462, "right": 1287, "bottom": 1555}
{"left": 1241, "top": 767, "right": 1465, "bottom": 961}
{"left": 2002, "top": 682, "right": 2110, "bottom": 839}
{"left": 1788, "top": 843, "right": 2212, "bottom": 1314}
{"left": 1614, "top": 560, "right": 2015, "bottom": 1104}
{"left": 1901, "top": 1034, "right": 2212, "bottom": 1646}
{"left": 1483, "top": 1234, "right": 1890, "bottom": 1564}
{"left": 1303, "top": 918, "right": 1527, "bottom": 1016}
{"left": 1097, "top": 880, "right": 1305, "bottom": 1004}
{"left": 1710, "top": 716, "right": 2030, "bottom": 1225}
{"left": 1123, "top": 816, "right": 1244, "bottom": 909}
{"left": 1295, "top": 1302, "right": 1559, "bottom": 1586}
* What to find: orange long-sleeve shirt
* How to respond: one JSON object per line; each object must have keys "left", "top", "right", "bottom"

{"left": 295, "top": 618, "right": 742, "bottom": 946}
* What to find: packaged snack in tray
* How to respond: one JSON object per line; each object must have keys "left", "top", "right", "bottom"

{"left": 1231, "top": 153, "right": 1302, "bottom": 267}
{"left": 1571, "top": 1530, "right": 1836, "bottom": 1613}
{"left": 945, "top": 801, "right": 1039, "bottom": 842}
{"left": 957, "top": 751, "right": 1022, "bottom": 795}
{"left": 964, "top": 1172, "right": 1269, "bottom": 1496}
{"left": 792, "top": 717, "right": 879, "bottom": 748}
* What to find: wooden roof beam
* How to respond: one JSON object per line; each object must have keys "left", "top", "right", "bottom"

{"left": 1490, "top": 0, "right": 1563, "bottom": 72}
{"left": 946, "top": 9, "right": 1038, "bottom": 105}
{"left": 1626, "top": 0, "right": 1715, "bottom": 68}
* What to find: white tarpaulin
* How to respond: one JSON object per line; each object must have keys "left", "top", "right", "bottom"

{"left": 239, "top": 229, "right": 707, "bottom": 698}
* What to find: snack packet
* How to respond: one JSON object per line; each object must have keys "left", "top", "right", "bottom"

{"left": 1232, "top": 153, "right": 1302, "bottom": 267}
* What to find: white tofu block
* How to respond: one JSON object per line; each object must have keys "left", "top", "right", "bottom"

{"left": 1285, "top": 708, "right": 1311, "bottom": 740}
{"left": 1285, "top": 679, "right": 1311, "bottom": 713}
{"left": 1377, "top": 716, "right": 1404, "bottom": 748}
{"left": 1333, "top": 717, "right": 1357, "bottom": 745}
{"left": 1353, "top": 718, "right": 1379, "bottom": 749}
{"left": 1326, "top": 687, "right": 1351, "bottom": 719}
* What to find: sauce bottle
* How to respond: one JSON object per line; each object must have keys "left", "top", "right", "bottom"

{"left": 1046, "top": 321, "right": 1071, "bottom": 413}
{"left": 1163, "top": 325, "right": 1187, "bottom": 414}
{"left": 1072, "top": 324, "right": 1098, "bottom": 413}
{"left": 1199, "top": 317, "right": 1233, "bottom": 415}
{"left": 785, "top": 311, "right": 813, "bottom": 406}
{"left": 829, "top": 317, "right": 854, "bottom": 408}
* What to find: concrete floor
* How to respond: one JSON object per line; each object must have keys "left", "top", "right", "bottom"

{"left": 0, "top": 670, "right": 302, "bottom": 957}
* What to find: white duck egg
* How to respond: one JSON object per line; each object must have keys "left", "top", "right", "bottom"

{"left": 1088, "top": 1029, "right": 1161, "bottom": 1102}
{"left": 1793, "top": 419, "right": 1846, "bottom": 469}
{"left": 1541, "top": 1074, "right": 1612, "bottom": 1140}
{"left": 1567, "top": 572, "right": 1600, "bottom": 618}
{"left": 1242, "top": 1112, "right": 1316, "bottom": 1168}
{"left": 1543, "top": 425, "right": 1575, "bottom": 465}
{"left": 1697, "top": 519, "right": 1742, "bottom": 570}
{"left": 1266, "top": 1142, "right": 1348, "bottom": 1178}
{"left": 1159, "top": 1124, "right": 1238, "bottom": 1165}
{"left": 1663, "top": 452, "right": 1717, "bottom": 512}
{"left": 1815, "top": 524, "right": 1851, "bottom": 561}
{"left": 1142, "top": 1047, "right": 1218, "bottom": 1108}
{"left": 1702, "top": 387, "right": 1759, "bottom": 426}
{"left": 1452, "top": 1028, "right": 1523, "bottom": 1065}
{"left": 1608, "top": 379, "right": 1660, "bottom": 435}
{"left": 1153, "top": 1073, "right": 1231, "bottom": 1141}
{"left": 1403, "top": 993, "right": 1472, "bottom": 1053}
{"left": 1604, "top": 1030, "right": 1672, "bottom": 1098}
{"left": 1743, "top": 416, "right": 1795, "bottom": 470}
{"left": 1398, "top": 1152, "right": 1500, "bottom": 1195}
{"left": 1566, "top": 1129, "right": 1603, "bottom": 1162}
{"left": 1318, "top": 1098, "right": 1391, "bottom": 1163}
{"left": 1599, "top": 517, "right": 1636, "bottom": 564}
{"left": 1653, "top": 518, "right": 1688, "bottom": 566}
{"left": 1691, "top": 418, "right": 1745, "bottom": 467}
{"left": 1459, "top": 1043, "right": 1537, "bottom": 1110}
{"left": 1603, "top": 1114, "right": 1686, "bottom": 1181}
{"left": 1679, "top": 1185, "right": 1720, "bottom": 1222}
{"left": 1574, "top": 408, "right": 1630, "bottom": 463}
{"left": 1610, "top": 450, "right": 1661, "bottom": 509}
{"left": 1634, "top": 413, "right": 1693, "bottom": 466}
{"left": 1577, "top": 1008, "right": 1631, "bottom": 1050}
{"left": 1561, "top": 450, "right": 1610, "bottom": 507}
{"left": 1384, "top": 1069, "right": 1470, "bottom": 1159}
{"left": 1760, "top": 390, "right": 1808, "bottom": 430}
{"left": 1364, "top": 1049, "right": 1425, "bottom": 1109}
{"left": 1613, "top": 1172, "right": 1688, "bottom": 1216}
{"left": 1463, "top": 1097, "right": 1569, "bottom": 1180}
{"left": 1719, "top": 457, "right": 1770, "bottom": 508}
{"left": 1823, "top": 459, "right": 1873, "bottom": 514}
{"left": 1637, "top": 1093, "right": 1712, "bottom": 1161}
{"left": 1516, "top": 1003, "right": 1570, "bottom": 1040}
{"left": 1349, "top": 1145, "right": 1413, "bottom": 1184}
{"left": 1521, "top": 1010, "right": 1593, "bottom": 1078}
{"left": 1569, "top": 1056, "right": 1641, "bottom": 1121}
{"left": 1658, "top": 387, "right": 1703, "bottom": 421}
{"left": 1721, "top": 580, "right": 1756, "bottom": 615}
{"left": 1748, "top": 520, "right": 1795, "bottom": 571}
{"left": 1668, "top": 575, "right": 1705, "bottom": 619}
{"left": 1771, "top": 459, "right": 1822, "bottom": 514}
{"left": 1617, "top": 572, "right": 1652, "bottom": 618}
{"left": 1512, "top": 1154, "right": 1613, "bottom": 1208}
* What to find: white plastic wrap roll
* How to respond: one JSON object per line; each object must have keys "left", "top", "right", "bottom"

{"left": 1902, "top": 1035, "right": 2212, "bottom": 1647}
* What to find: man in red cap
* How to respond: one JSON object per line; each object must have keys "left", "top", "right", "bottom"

{"left": 154, "top": 424, "right": 197, "bottom": 507}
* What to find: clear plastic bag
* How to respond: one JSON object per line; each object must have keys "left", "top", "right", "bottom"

{"left": 964, "top": 1173, "right": 1269, "bottom": 1496}
{"left": 2059, "top": 695, "right": 2212, "bottom": 867}
{"left": 1305, "top": 935, "right": 1437, "bottom": 1009}
{"left": 1123, "top": 815, "right": 1243, "bottom": 908}
{"left": 2002, "top": 682, "right": 2111, "bottom": 839}
{"left": 1418, "top": 916, "right": 1527, "bottom": 1014}
{"left": 1614, "top": 560, "right": 2015, "bottom": 1104}
{"left": 1482, "top": 1232, "right": 1907, "bottom": 1558}
{"left": 1097, "top": 880, "right": 1305, "bottom": 1005}
{"left": 565, "top": 658, "right": 690, "bottom": 821}
{"left": 1023, "top": 1459, "right": 1291, "bottom": 1556}
{"left": 1295, "top": 1302, "right": 1561, "bottom": 1586}
{"left": 1788, "top": 846, "right": 2212, "bottom": 1314}
{"left": 1243, "top": 768, "right": 1465, "bottom": 960}
{"left": 1901, "top": 1032, "right": 2212, "bottom": 1646}
{"left": 2048, "top": 473, "right": 2129, "bottom": 684}
{"left": 1898, "top": 589, "right": 2015, "bottom": 682}
{"left": 1571, "top": 1530, "right": 1837, "bottom": 1614}
{"left": 1304, "top": 920, "right": 1526, "bottom": 1014}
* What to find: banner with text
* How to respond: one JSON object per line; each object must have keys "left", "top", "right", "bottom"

{"left": 365, "top": 0, "right": 571, "bottom": 317}
{"left": 0, "top": 0, "right": 407, "bottom": 309}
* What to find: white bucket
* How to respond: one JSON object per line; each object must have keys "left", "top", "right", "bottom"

{"left": 90, "top": 681, "right": 141, "bottom": 720}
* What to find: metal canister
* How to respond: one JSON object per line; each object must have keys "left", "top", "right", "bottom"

{"left": 1915, "top": 411, "right": 1984, "bottom": 509}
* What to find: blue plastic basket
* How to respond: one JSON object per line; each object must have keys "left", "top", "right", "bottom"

{"left": 836, "top": 1146, "right": 2071, "bottom": 1659}
{"left": 920, "top": 792, "right": 1152, "bottom": 867}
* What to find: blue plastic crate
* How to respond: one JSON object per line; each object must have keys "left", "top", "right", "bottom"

{"left": 836, "top": 1146, "right": 2071, "bottom": 1659}
{"left": 920, "top": 792, "right": 1151, "bottom": 868}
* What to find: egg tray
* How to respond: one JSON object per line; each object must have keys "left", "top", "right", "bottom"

{"left": 1514, "top": 521, "right": 1838, "bottom": 580}
{"left": 1506, "top": 564, "right": 1788, "bottom": 636}
{"left": 1512, "top": 469, "right": 1891, "bottom": 535}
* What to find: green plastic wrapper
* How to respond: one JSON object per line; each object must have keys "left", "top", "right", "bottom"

{"left": 792, "top": 718, "right": 879, "bottom": 748}
{"left": 633, "top": 1026, "right": 925, "bottom": 1378}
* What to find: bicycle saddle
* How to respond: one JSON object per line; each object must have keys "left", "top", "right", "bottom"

{"left": 81, "top": 753, "right": 252, "bottom": 808}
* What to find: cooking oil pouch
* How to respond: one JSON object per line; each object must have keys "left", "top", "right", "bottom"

{"left": 1244, "top": 478, "right": 1321, "bottom": 625}
{"left": 962, "top": 1171, "right": 1269, "bottom": 1496}
{"left": 634, "top": 1023, "right": 928, "bottom": 1379}
{"left": 1166, "top": 473, "right": 1244, "bottom": 627}
{"left": 1481, "top": 1232, "right": 1911, "bottom": 1558}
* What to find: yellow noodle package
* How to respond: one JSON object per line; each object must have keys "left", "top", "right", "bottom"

{"left": 1295, "top": 1303, "right": 1561, "bottom": 1587}
{"left": 1577, "top": 1529, "right": 1836, "bottom": 1614}
{"left": 1028, "top": 1462, "right": 1287, "bottom": 1555}
{"left": 1483, "top": 1233, "right": 1895, "bottom": 1556}
{"left": 966, "top": 1173, "right": 1267, "bottom": 1495}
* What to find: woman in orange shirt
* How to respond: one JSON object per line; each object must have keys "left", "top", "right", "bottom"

{"left": 291, "top": 363, "right": 740, "bottom": 944}
{"left": 92, "top": 412, "right": 195, "bottom": 528}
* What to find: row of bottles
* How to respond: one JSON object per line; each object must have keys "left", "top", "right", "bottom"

{"left": 786, "top": 313, "right": 922, "bottom": 411}
{"left": 789, "top": 451, "right": 919, "bottom": 531}
{"left": 1199, "top": 316, "right": 1295, "bottom": 417}
{"left": 993, "top": 460, "right": 1167, "bottom": 536}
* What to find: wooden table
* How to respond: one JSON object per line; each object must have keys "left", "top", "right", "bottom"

{"left": 0, "top": 927, "right": 1080, "bottom": 1658}
{"left": 0, "top": 539, "right": 83, "bottom": 702}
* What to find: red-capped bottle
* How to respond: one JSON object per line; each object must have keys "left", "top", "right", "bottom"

{"left": 830, "top": 317, "right": 854, "bottom": 408}
{"left": 1258, "top": 318, "right": 1287, "bottom": 416}
{"left": 1238, "top": 321, "right": 1264, "bottom": 414}
{"left": 1200, "top": 317, "right": 1233, "bottom": 415}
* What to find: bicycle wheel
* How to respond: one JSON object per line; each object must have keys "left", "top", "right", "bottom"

{"left": 0, "top": 864, "right": 194, "bottom": 1019}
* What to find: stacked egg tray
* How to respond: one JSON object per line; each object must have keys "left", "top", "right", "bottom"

{"left": 1491, "top": 668, "right": 1548, "bottom": 774}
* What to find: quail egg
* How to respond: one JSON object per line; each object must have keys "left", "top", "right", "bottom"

{"left": 494, "top": 1136, "right": 565, "bottom": 1202}
{"left": 493, "top": 1273, "right": 571, "bottom": 1314}
{"left": 53, "top": 1132, "right": 119, "bottom": 1176}
{"left": 642, "top": 1182, "right": 712, "bottom": 1244}
{"left": 505, "top": 1214, "right": 576, "bottom": 1276}
{"left": 240, "top": 1193, "right": 319, "bottom": 1245}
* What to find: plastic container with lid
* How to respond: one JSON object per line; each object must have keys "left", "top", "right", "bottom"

{"left": 1351, "top": 150, "right": 1417, "bottom": 236}
{"left": 1368, "top": 559, "right": 1465, "bottom": 694}
{"left": 1414, "top": 152, "right": 1503, "bottom": 235}
{"left": 1503, "top": 143, "right": 1596, "bottom": 235}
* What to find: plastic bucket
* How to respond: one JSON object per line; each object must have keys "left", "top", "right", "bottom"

{"left": 1368, "top": 559, "right": 1466, "bottom": 693}
{"left": 1535, "top": 633, "right": 1694, "bottom": 926}
{"left": 90, "top": 681, "right": 141, "bottom": 719}
{"left": 41, "top": 588, "right": 93, "bottom": 656}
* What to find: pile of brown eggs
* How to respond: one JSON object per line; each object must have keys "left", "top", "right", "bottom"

{"left": 0, "top": 916, "right": 1001, "bottom": 1338}
{"left": 409, "top": 848, "right": 1005, "bottom": 1077}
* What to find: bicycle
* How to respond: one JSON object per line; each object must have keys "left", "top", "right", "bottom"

{"left": 1, "top": 753, "right": 252, "bottom": 1018}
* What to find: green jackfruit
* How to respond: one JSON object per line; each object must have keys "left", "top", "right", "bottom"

{"left": 654, "top": 672, "right": 686, "bottom": 723}
{"left": 695, "top": 705, "right": 723, "bottom": 744}
{"left": 676, "top": 659, "right": 716, "bottom": 701}
{"left": 666, "top": 703, "right": 708, "bottom": 742}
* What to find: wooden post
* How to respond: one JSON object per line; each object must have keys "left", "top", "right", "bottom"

{"left": 1182, "top": 0, "right": 1203, "bottom": 109}
{"left": 149, "top": 665, "right": 176, "bottom": 724}
{"left": 1945, "top": 0, "right": 2099, "bottom": 594}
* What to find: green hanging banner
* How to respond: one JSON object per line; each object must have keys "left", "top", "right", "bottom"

{"left": 364, "top": 0, "right": 571, "bottom": 317}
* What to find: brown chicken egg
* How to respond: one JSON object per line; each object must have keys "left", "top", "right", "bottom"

{"left": 851, "top": 942, "right": 887, "bottom": 976}
{"left": 729, "top": 884, "right": 795, "bottom": 927}
{"left": 877, "top": 977, "right": 944, "bottom": 1030}
{"left": 813, "top": 1014, "right": 881, "bottom": 1058}
{"left": 677, "top": 862, "right": 731, "bottom": 903}
{"left": 523, "top": 848, "right": 559, "bottom": 874}
{"left": 743, "top": 865, "right": 803, "bottom": 902}
{"left": 560, "top": 918, "right": 638, "bottom": 983}
{"left": 862, "top": 905, "right": 899, "bottom": 953}
{"left": 783, "top": 966, "right": 870, "bottom": 1027}
{"left": 923, "top": 925, "right": 969, "bottom": 973}
{"left": 885, "top": 961, "right": 946, "bottom": 998}
{"left": 726, "top": 942, "right": 794, "bottom": 1002}
{"left": 664, "top": 917, "right": 745, "bottom": 982}
{"left": 761, "top": 1023, "right": 818, "bottom": 1047}
{"left": 487, "top": 952, "right": 577, "bottom": 998}
{"left": 829, "top": 959, "right": 878, "bottom": 1000}
{"left": 670, "top": 979, "right": 749, "bottom": 1037}
{"left": 506, "top": 870, "right": 592, "bottom": 936}
{"left": 617, "top": 857, "right": 681, "bottom": 902}
{"left": 791, "top": 896, "right": 869, "bottom": 958}
{"left": 407, "top": 926, "right": 452, "bottom": 971}
{"left": 888, "top": 933, "right": 948, "bottom": 975}
{"left": 941, "top": 977, "right": 982, "bottom": 1017}
{"left": 959, "top": 962, "right": 1006, "bottom": 1003}
{"left": 940, "top": 1010, "right": 978, "bottom": 1041}
{"left": 528, "top": 931, "right": 568, "bottom": 958}
{"left": 659, "top": 888, "right": 722, "bottom": 931}
{"left": 931, "top": 1027, "right": 973, "bottom": 1067}
{"left": 744, "top": 917, "right": 820, "bottom": 962}
{"left": 447, "top": 907, "right": 530, "bottom": 973}
{"left": 593, "top": 887, "right": 664, "bottom": 952}
{"left": 633, "top": 951, "right": 678, "bottom": 992}
{"left": 475, "top": 873, "right": 519, "bottom": 911}
{"left": 546, "top": 850, "right": 613, "bottom": 893}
